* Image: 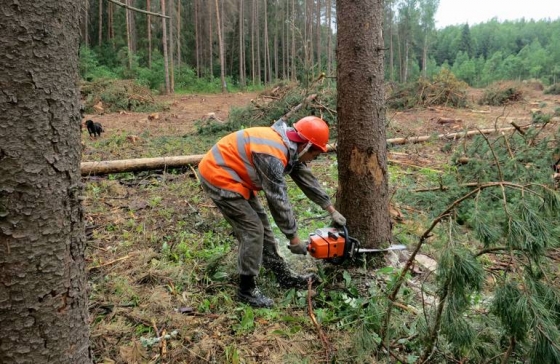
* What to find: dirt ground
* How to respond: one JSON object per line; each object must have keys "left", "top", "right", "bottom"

{"left": 82, "top": 85, "right": 560, "bottom": 363}
{"left": 84, "top": 92, "right": 261, "bottom": 138}
{"left": 84, "top": 86, "right": 560, "bottom": 149}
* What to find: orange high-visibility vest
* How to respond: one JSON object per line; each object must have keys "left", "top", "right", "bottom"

{"left": 198, "top": 127, "right": 289, "bottom": 199}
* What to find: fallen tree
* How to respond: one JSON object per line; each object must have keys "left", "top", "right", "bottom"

{"left": 81, "top": 125, "right": 530, "bottom": 176}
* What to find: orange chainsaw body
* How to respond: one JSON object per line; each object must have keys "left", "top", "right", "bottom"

{"left": 307, "top": 228, "right": 349, "bottom": 260}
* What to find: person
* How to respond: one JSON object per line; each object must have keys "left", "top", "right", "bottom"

{"left": 198, "top": 116, "right": 346, "bottom": 308}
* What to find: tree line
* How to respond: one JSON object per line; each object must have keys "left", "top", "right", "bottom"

{"left": 80, "top": 0, "right": 560, "bottom": 92}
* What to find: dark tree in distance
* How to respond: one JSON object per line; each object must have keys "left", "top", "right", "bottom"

{"left": 336, "top": 0, "right": 392, "bottom": 248}
{"left": 0, "top": 1, "right": 91, "bottom": 363}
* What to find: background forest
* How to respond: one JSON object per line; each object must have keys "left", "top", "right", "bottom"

{"left": 80, "top": 0, "right": 560, "bottom": 93}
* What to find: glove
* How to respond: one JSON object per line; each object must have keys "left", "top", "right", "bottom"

{"left": 287, "top": 237, "right": 308, "bottom": 255}
{"left": 330, "top": 210, "right": 347, "bottom": 226}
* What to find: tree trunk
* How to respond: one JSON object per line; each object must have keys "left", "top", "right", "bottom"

{"left": 168, "top": 0, "right": 175, "bottom": 92}
{"left": 336, "top": 0, "right": 391, "bottom": 248}
{"left": 251, "top": 0, "right": 256, "bottom": 84}
{"left": 327, "top": 0, "right": 332, "bottom": 76}
{"left": 176, "top": 0, "right": 181, "bottom": 70}
{"left": 194, "top": 0, "right": 200, "bottom": 77}
{"left": 84, "top": 0, "right": 89, "bottom": 46}
{"left": 239, "top": 0, "right": 246, "bottom": 87}
{"left": 125, "top": 0, "right": 133, "bottom": 69}
{"left": 98, "top": 0, "right": 103, "bottom": 46}
{"left": 147, "top": 0, "right": 152, "bottom": 68}
{"left": 316, "top": 0, "right": 321, "bottom": 71}
{"left": 215, "top": 0, "right": 227, "bottom": 92}
{"left": 108, "top": 1, "right": 115, "bottom": 48}
{"left": 207, "top": 0, "right": 213, "bottom": 79}
{"left": 161, "top": 0, "right": 170, "bottom": 94}
{"left": 0, "top": 1, "right": 91, "bottom": 363}
{"left": 291, "top": 0, "right": 296, "bottom": 81}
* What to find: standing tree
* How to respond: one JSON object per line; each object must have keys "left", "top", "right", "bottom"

{"left": 0, "top": 1, "right": 91, "bottom": 363}
{"left": 336, "top": 0, "right": 391, "bottom": 248}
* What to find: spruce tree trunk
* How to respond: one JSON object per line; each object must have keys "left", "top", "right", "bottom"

{"left": 336, "top": 0, "right": 391, "bottom": 248}
{"left": 0, "top": 1, "right": 91, "bottom": 362}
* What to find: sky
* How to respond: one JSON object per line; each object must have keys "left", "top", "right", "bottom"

{"left": 435, "top": 0, "right": 560, "bottom": 28}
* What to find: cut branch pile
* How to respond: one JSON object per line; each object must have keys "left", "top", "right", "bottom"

{"left": 386, "top": 69, "right": 469, "bottom": 110}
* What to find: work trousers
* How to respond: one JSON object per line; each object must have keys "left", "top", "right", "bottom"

{"left": 200, "top": 181, "right": 285, "bottom": 277}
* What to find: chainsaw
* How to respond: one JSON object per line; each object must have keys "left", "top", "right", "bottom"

{"left": 306, "top": 226, "right": 406, "bottom": 264}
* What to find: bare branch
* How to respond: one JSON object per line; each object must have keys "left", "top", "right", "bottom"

{"left": 106, "top": 0, "right": 170, "bottom": 18}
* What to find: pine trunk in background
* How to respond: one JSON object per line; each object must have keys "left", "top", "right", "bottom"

{"left": 147, "top": 0, "right": 152, "bottom": 68}
{"left": 251, "top": 0, "right": 256, "bottom": 84}
{"left": 327, "top": 0, "right": 332, "bottom": 76}
{"left": 161, "top": 0, "right": 170, "bottom": 94}
{"left": 108, "top": 2, "right": 114, "bottom": 48}
{"left": 291, "top": 0, "right": 296, "bottom": 81}
{"left": 168, "top": 0, "right": 175, "bottom": 92}
{"left": 125, "top": 0, "right": 133, "bottom": 69}
{"left": 238, "top": 0, "right": 245, "bottom": 87}
{"left": 255, "top": 0, "right": 261, "bottom": 85}
{"left": 316, "top": 0, "right": 321, "bottom": 72}
{"left": 194, "top": 0, "right": 200, "bottom": 77}
{"left": 98, "top": 0, "right": 103, "bottom": 46}
{"left": 176, "top": 0, "right": 181, "bottom": 70}
{"left": 207, "top": 0, "right": 213, "bottom": 79}
{"left": 215, "top": 0, "right": 227, "bottom": 92}
{"left": 263, "top": 0, "right": 270, "bottom": 84}
{"left": 336, "top": 0, "right": 391, "bottom": 248}
{"left": 84, "top": 0, "right": 89, "bottom": 46}
{"left": 0, "top": 1, "right": 91, "bottom": 362}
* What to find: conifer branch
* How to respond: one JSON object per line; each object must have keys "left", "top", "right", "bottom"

{"left": 379, "top": 180, "right": 540, "bottom": 350}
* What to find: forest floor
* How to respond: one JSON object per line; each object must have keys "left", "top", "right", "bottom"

{"left": 82, "top": 85, "right": 560, "bottom": 364}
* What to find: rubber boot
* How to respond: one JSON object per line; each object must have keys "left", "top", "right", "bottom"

{"left": 237, "top": 275, "right": 274, "bottom": 308}
{"left": 262, "top": 241, "right": 319, "bottom": 289}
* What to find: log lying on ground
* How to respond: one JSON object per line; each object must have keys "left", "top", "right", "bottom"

{"left": 81, "top": 155, "right": 205, "bottom": 176}
{"left": 80, "top": 125, "right": 530, "bottom": 176}
{"left": 386, "top": 125, "right": 528, "bottom": 146}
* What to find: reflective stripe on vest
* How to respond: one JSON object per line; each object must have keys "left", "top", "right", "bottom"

{"left": 198, "top": 127, "right": 288, "bottom": 199}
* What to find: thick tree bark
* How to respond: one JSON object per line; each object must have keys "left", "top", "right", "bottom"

{"left": 337, "top": 0, "right": 391, "bottom": 248}
{"left": 0, "top": 1, "right": 91, "bottom": 363}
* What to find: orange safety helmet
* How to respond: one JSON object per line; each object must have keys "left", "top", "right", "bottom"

{"left": 293, "top": 116, "right": 329, "bottom": 152}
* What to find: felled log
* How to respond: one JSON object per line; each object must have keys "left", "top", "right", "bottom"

{"left": 81, "top": 155, "right": 204, "bottom": 176}
{"left": 387, "top": 126, "right": 528, "bottom": 146}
